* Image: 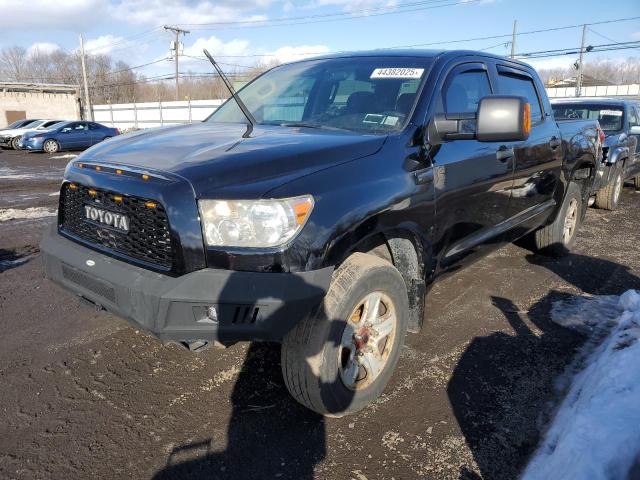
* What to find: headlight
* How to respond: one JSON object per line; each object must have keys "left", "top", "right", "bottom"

{"left": 198, "top": 196, "right": 314, "bottom": 247}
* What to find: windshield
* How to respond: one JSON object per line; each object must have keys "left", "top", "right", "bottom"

{"left": 8, "top": 120, "right": 27, "bottom": 128}
{"left": 552, "top": 104, "right": 624, "bottom": 131}
{"left": 208, "top": 56, "right": 432, "bottom": 134}
{"left": 40, "top": 121, "right": 61, "bottom": 128}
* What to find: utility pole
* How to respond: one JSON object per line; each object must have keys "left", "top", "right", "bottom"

{"left": 510, "top": 20, "right": 517, "bottom": 59}
{"left": 575, "top": 24, "right": 587, "bottom": 97}
{"left": 79, "top": 33, "right": 93, "bottom": 120}
{"left": 164, "top": 25, "right": 190, "bottom": 101}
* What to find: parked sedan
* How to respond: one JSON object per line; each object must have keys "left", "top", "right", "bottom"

{"left": 18, "top": 121, "right": 120, "bottom": 153}
{"left": 0, "top": 119, "right": 53, "bottom": 149}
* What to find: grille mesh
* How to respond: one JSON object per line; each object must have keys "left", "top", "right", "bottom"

{"left": 59, "top": 183, "right": 173, "bottom": 269}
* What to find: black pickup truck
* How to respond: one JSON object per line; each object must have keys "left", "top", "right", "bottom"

{"left": 41, "top": 50, "right": 601, "bottom": 415}
{"left": 552, "top": 97, "right": 640, "bottom": 210}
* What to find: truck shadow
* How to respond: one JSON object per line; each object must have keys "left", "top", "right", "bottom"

{"left": 448, "top": 253, "right": 640, "bottom": 480}
{"left": 153, "top": 271, "right": 352, "bottom": 480}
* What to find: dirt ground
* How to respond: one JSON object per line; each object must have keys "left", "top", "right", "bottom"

{"left": 1, "top": 148, "right": 639, "bottom": 480}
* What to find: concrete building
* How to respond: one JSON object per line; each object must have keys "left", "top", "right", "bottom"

{"left": 0, "top": 82, "right": 81, "bottom": 128}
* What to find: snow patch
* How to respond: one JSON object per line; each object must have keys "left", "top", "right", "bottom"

{"left": 0, "top": 207, "right": 57, "bottom": 222}
{"left": 522, "top": 290, "right": 640, "bottom": 480}
{"left": 50, "top": 154, "right": 77, "bottom": 160}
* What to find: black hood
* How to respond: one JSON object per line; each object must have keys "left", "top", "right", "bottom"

{"left": 77, "top": 122, "right": 386, "bottom": 197}
{"left": 603, "top": 131, "right": 626, "bottom": 149}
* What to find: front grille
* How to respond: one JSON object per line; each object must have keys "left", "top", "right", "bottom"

{"left": 59, "top": 183, "right": 174, "bottom": 269}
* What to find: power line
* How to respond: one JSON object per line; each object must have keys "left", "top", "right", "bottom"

{"left": 178, "top": 16, "right": 640, "bottom": 58}
{"left": 589, "top": 27, "right": 640, "bottom": 52}
{"left": 102, "top": 58, "right": 169, "bottom": 76}
{"left": 180, "top": 0, "right": 483, "bottom": 29}
{"left": 83, "top": 27, "right": 164, "bottom": 54}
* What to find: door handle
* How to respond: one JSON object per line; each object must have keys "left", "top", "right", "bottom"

{"left": 549, "top": 136, "right": 561, "bottom": 149}
{"left": 496, "top": 145, "right": 514, "bottom": 162}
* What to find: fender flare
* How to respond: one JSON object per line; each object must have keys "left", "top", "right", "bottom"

{"left": 607, "top": 146, "right": 629, "bottom": 166}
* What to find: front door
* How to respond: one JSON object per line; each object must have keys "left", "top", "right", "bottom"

{"left": 61, "top": 122, "right": 91, "bottom": 149}
{"left": 431, "top": 61, "right": 514, "bottom": 270}
{"left": 627, "top": 105, "right": 640, "bottom": 177}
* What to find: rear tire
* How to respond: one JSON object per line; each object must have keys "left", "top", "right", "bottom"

{"left": 10, "top": 136, "right": 21, "bottom": 150}
{"left": 43, "top": 139, "right": 60, "bottom": 154}
{"left": 594, "top": 164, "right": 623, "bottom": 210}
{"left": 533, "top": 181, "right": 583, "bottom": 257}
{"left": 281, "top": 253, "right": 409, "bottom": 417}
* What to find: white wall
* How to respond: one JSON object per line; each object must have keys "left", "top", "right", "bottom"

{"left": 92, "top": 99, "right": 225, "bottom": 130}
{"left": 546, "top": 84, "right": 640, "bottom": 99}
{"left": 0, "top": 91, "right": 81, "bottom": 128}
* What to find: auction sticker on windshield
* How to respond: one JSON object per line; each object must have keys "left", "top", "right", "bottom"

{"left": 371, "top": 68, "right": 424, "bottom": 79}
{"left": 600, "top": 110, "right": 623, "bottom": 116}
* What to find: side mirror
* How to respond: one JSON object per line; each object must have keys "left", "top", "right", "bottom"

{"left": 630, "top": 125, "right": 640, "bottom": 135}
{"left": 428, "top": 95, "right": 531, "bottom": 144}
{"left": 476, "top": 95, "right": 530, "bottom": 142}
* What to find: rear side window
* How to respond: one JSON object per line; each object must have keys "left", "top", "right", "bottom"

{"left": 497, "top": 72, "right": 543, "bottom": 122}
{"left": 444, "top": 70, "right": 491, "bottom": 113}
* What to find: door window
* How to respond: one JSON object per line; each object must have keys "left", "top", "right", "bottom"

{"left": 74, "top": 123, "right": 88, "bottom": 131}
{"left": 497, "top": 72, "right": 543, "bottom": 122}
{"left": 628, "top": 106, "right": 639, "bottom": 128}
{"left": 444, "top": 70, "right": 491, "bottom": 113}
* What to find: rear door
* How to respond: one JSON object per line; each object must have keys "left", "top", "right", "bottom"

{"left": 88, "top": 122, "right": 103, "bottom": 145}
{"left": 493, "top": 64, "right": 562, "bottom": 234}
{"left": 431, "top": 61, "right": 514, "bottom": 269}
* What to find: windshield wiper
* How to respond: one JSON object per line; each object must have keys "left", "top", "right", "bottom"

{"left": 202, "top": 48, "right": 256, "bottom": 138}
{"left": 278, "top": 122, "right": 351, "bottom": 132}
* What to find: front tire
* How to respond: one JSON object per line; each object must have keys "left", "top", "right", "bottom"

{"left": 594, "top": 163, "right": 623, "bottom": 210}
{"left": 43, "top": 139, "right": 60, "bottom": 154}
{"left": 533, "top": 181, "right": 583, "bottom": 257}
{"left": 10, "top": 136, "right": 21, "bottom": 150}
{"left": 281, "top": 253, "right": 409, "bottom": 416}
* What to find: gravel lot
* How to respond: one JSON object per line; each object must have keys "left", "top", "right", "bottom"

{"left": 1, "top": 148, "right": 639, "bottom": 480}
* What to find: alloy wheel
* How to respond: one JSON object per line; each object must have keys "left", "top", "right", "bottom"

{"left": 338, "top": 291, "right": 397, "bottom": 390}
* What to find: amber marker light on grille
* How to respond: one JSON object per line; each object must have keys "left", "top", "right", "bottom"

{"left": 88, "top": 189, "right": 97, "bottom": 197}
{"left": 78, "top": 163, "right": 83, "bottom": 168}
{"left": 142, "top": 174, "right": 150, "bottom": 180}
{"left": 69, "top": 183, "right": 77, "bottom": 190}
{"left": 145, "top": 201, "right": 157, "bottom": 209}
{"left": 116, "top": 169, "right": 123, "bottom": 175}
{"left": 114, "top": 195, "right": 123, "bottom": 203}
{"left": 95, "top": 166, "right": 102, "bottom": 171}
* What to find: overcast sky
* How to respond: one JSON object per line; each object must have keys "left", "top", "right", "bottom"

{"left": 1, "top": 0, "right": 638, "bottom": 76}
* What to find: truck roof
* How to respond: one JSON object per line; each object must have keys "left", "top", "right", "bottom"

{"left": 285, "top": 48, "right": 535, "bottom": 69}
{"left": 551, "top": 97, "right": 639, "bottom": 107}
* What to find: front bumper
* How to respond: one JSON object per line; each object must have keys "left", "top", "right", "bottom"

{"left": 18, "top": 137, "right": 45, "bottom": 150}
{"left": 41, "top": 224, "right": 333, "bottom": 344}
